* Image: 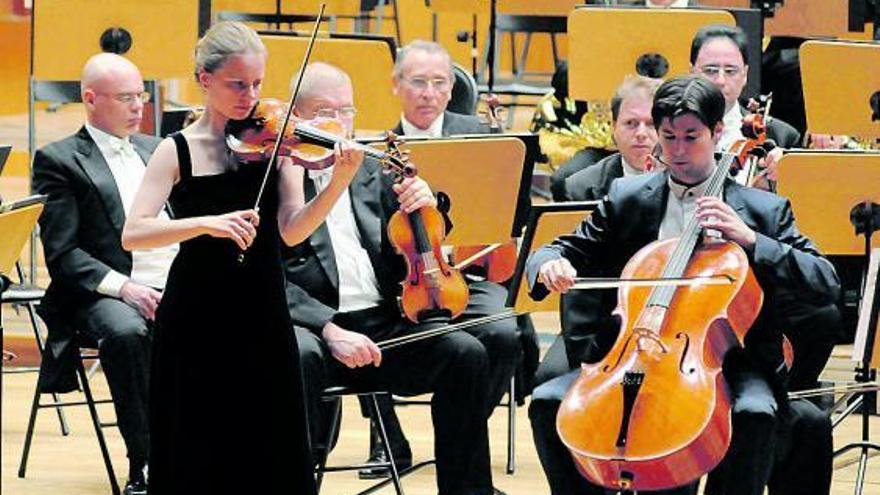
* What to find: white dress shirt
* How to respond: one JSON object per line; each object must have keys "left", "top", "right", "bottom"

{"left": 400, "top": 113, "right": 445, "bottom": 138}
{"left": 716, "top": 105, "right": 756, "bottom": 186}
{"left": 647, "top": 0, "right": 689, "bottom": 7}
{"left": 309, "top": 167, "right": 383, "bottom": 312}
{"left": 620, "top": 156, "right": 644, "bottom": 178}
{"left": 87, "top": 124, "right": 178, "bottom": 296}
{"left": 659, "top": 175, "right": 712, "bottom": 241}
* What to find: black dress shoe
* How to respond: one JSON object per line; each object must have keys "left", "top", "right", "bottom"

{"left": 358, "top": 447, "right": 413, "bottom": 479}
{"left": 123, "top": 479, "right": 147, "bottom": 495}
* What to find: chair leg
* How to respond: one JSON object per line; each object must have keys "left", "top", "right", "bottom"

{"left": 76, "top": 356, "right": 120, "bottom": 495}
{"left": 25, "top": 302, "right": 69, "bottom": 436}
{"left": 17, "top": 370, "right": 43, "bottom": 478}
{"left": 370, "top": 393, "right": 404, "bottom": 495}
{"left": 316, "top": 396, "right": 342, "bottom": 493}
{"left": 506, "top": 375, "right": 516, "bottom": 474}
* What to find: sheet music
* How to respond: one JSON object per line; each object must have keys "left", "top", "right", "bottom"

{"left": 853, "top": 248, "right": 880, "bottom": 363}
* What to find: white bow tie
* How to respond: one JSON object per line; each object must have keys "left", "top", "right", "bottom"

{"left": 112, "top": 139, "right": 136, "bottom": 156}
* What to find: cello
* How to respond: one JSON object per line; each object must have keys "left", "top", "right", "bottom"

{"left": 555, "top": 134, "right": 768, "bottom": 492}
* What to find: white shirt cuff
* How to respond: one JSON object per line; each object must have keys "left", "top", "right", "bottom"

{"left": 96, "top": 271, "right": 129, "bottom": 298}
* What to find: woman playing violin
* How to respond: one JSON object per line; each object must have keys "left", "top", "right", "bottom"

{"left": 121, "top": 22, "right": 360, "bottom": 494}
{"left": 526, "top": 76, "right": 840, "bottom": 495}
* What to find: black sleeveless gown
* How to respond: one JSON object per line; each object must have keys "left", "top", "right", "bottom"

{"left": 149, "top": 133, "right": 316, "bottom": 494}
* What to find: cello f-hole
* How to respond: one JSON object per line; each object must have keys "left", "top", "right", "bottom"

{"left": 676, "top": 332, "right": 695, "bottom": 374}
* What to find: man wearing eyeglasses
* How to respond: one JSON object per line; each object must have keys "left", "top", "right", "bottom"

{"left": 391, "top": 40, "right": 491, "bottom": 137}
{"left": 33, "top": 53, "right": 174, "bottom": 495}
{"left": 690, "top": 24, "right": 800, "bottom": 191}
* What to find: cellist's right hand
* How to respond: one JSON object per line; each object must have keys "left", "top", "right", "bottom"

{"left": 538, "top": 258, "right": 577, "bottom": 293}
{"left": 322, "top": 322, "right": 382, "bottom": 368}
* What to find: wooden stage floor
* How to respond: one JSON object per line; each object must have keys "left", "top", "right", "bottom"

{"left": 2, "top": 351, "right": 879, "bottom": 495}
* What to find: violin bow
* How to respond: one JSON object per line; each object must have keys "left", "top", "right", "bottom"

{"left": 239, "top": 4, "right": 327, "bottom": 262}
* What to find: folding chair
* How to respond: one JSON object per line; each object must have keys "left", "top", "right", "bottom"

{"left": 316, "top": 386, "right": 412, "bottom": 495}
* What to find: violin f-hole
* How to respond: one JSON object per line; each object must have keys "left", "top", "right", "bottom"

{"left": 676, "top": 332, "right": 695, "bottom": 375}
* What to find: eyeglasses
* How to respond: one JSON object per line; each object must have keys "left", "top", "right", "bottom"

{"left": 698, "top": 65, "right": 744, "bottom": 79}
{"left": 97, "top": 91, "right": 151, "bottom": 104}
{"left": 403, "top": 77, "right": 451, "bottom": 92}
{"left": 314, "top": 106, "right": 358, "bottom": 120}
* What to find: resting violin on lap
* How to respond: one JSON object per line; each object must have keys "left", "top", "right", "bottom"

{"left": 526, "top": 76, "right": 840, "bottom": 495}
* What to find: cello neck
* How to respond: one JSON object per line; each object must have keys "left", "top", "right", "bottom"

{"left": 646, "top": 154, "right": 736, "bottom": 310}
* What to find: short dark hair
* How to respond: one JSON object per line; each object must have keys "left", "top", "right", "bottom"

{"left": 652, "top": 75, "right": 725, "bottom": 132}
{"left": 690, "top": 24, "right": 749, "bottom": 66}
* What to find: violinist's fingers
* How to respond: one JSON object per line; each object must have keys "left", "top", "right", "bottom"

{"left": 276, "top": 156, "right": 294, "bottom": 170}
{"left": 232, "top": 215, "right": 258, "bottom": 240}
{"left": 395, "top": 178, "right": 434, "bottom": 213}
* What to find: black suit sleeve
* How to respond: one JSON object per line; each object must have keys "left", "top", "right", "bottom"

{"left": 33, "top": 147, "right": 115, "bottom": 295}
{"left": 284, "top": 280, "right": 337, "bottom": 333}
{"left": 525, "top": 187, "right": 616, "bottom": 301}
{"left": 751, "top": 198, "right": 840, "bottom": 306}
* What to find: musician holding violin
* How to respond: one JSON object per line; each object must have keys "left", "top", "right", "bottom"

{"left": 284, "top": 62, "right": 504, "bottom": 495}
{"left": 526, "top": 76, "right": 840, "bottom": 495}
{"left": 342, "top": 39, "right": 522, "bottom": 478}
{"left": 121, "top": 22, "right": 361, "bottom": 494}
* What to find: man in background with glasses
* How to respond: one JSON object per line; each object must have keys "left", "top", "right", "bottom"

{"left": 689, "top": 24, "right": 800, "bottom": 191}
{"left": 391, "top": 40, "right": 491, "bottom": 137}
{"left": 33, "top": 52, "right": 175, "bottom": 495}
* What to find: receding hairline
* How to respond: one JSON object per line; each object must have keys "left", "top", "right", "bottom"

{"left": 294, "top": 62, "right": 353, "bottom": 105}
{"left": 81, "top": 53, "right": 141, "bottom": 90}
{"left": 393, "top": 40, "right": 453, "bottom": 80}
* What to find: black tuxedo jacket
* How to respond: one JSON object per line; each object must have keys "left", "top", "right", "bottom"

{"left": 527, "top": 170, "right": 840, "bottom": 374}
{"left": 284, "top": 158, "right": 407, "bottom": 332}
{"left": 564, "top": 152, "right": 624, "bottom": 202}
{"left": 32, "top": 126, "right": 161, "bottom": 391}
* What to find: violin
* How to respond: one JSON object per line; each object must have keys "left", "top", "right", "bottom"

{"left": 729, "top": 94, "right": 774, "bottom": 186}
{"left": 450, "top": 94, "right": 518, "bottom": 283}
{"left": 383, "top": 133, "right": 470, "bottom": 323}
{"left": 226, "top": 99, "right": 369, "bottom": 170}
{"left": 556, "top": 135, "right": 768, "bottom": 491}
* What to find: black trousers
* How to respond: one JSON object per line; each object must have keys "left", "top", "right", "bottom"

{"left": 296, "top": 305, "right": 495, "bottom": 495}
{"left": 775, "top": 293, "right": 841, "bottom": 392}
{"left": 367, "top": 280, "right": 520, "bottom": 457}
{"left": 76, "top": 297, "right": 151, "bottom": 475}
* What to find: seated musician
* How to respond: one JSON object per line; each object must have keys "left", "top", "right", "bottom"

{"left": 689, "top": 24, "right": 798, "bottom": 191}
{"left": 284, "top": 62, "right": 508, "bottom": 495}
{"left": 391, "top": 40, "right": 493, "bottom": 136}
{"left": 526, "top": 75, "right": 841, "bottom": 495}
{"left": 548, "top": 0, "right": 701, "bottom": 199}
{"left": 32, "top": 53, "right": 176, "bottom": 495}
{"left": 563, "top": 75, "right": 662, "bottom": 202}
{"left": 344, "top": 39, "right": 524, "bottom": 479}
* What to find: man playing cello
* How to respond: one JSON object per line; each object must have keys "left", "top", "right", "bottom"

{"left": 526, "top": 75, "right": 840, "bottom": 495}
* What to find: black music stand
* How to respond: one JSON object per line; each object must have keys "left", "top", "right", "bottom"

{"left": 836, "top": 248, "right": 880, "bottom": 495}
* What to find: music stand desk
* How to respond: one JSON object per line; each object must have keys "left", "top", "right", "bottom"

{"left": 567, "top": 7, "right": 734, "bottom": 102}
{"left": 391, "top": 137, "right": 527, "bottom": 246}
{"left": 776, "top": 151, "right": 880, "bottom": 256}
{"left": 800, "top": 40, "right": 880, "bottom": 139}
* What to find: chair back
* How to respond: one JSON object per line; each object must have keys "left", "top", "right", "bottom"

{"left": 449, "top": 63, "right": 478, "bottom": 116}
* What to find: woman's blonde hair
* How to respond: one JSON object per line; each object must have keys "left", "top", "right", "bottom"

{"left": 194, "top": 21, "right": 266, "bottom": 81}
